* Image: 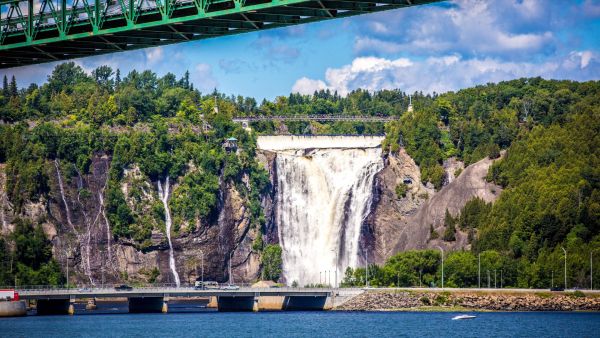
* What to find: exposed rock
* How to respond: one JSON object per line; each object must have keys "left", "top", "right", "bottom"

{"left": 337, "top": 290, "right": 600, "bottom": 312}
{"left": 365, "top": 150, "right": 502, "bottom": 264}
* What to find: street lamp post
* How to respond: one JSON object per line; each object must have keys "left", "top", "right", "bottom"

{"left": 331, "top": 249, "right": 338, "bottom": 288}
{"left": 228, "top": 251, "right": 234, "bottom": 285}
{"left": 478, "top": 253, "right": 481, "bottom": 289}
{"left": 364, "top": 250, "right": 369, "bottom": 288}
{"left": 591, "top": 250, "right": 595, "bottom": 291}
{"left": 561, "top": 247, "right": 567, "bottom": 289}
{"left": 436, "top": 246, "right": 444, "bottom": 289}
{"left": 199, "top": 250, "right": 204, "bottom": 286}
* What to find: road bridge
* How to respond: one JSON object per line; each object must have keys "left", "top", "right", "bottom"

{"left": 16, "top": 286, "right": 359, "bottom": 313}
{"left": 0, "top": 0, "right": 441, "bottom": 68}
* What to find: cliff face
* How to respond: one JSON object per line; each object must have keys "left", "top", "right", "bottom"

{"left": 0, "top": 155, "right": 262, "bottom": 285}
{"left": 1, "top": 145, "right": 501, "bottom": 284}
{"left": 365, "top": 149, "right": 502, "bottom": 264}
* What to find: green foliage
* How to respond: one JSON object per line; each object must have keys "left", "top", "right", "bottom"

{"left": 0, "top": 218, "right": 64, "bottom": 286}
{"left": 442, "top": 209, "right": 457, "bottom": 242}
{"left": 395, "top": 183, "right": 408, "bottom": 199}
{"left": 261, "top": 244, "right": 283, "bottom": 282}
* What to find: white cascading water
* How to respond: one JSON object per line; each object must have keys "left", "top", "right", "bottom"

{"left": 258, "top": 136, "right": 384, "bottom": 286}
{"left": 158, "top": 177, "right": 181, "bottom": 287}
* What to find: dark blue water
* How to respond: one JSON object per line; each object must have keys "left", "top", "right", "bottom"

{"left": 1, "top": 311, "right": 599, "bottom": 338}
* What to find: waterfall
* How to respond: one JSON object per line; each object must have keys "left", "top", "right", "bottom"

{"left": 260, "top": 136, "right": 384, "bottom": 286}
{"left": 54, "top": 159, "right": 74, "bottom": 230}
{"left": 158, "top": 177, "right": 181, "bottom": 287}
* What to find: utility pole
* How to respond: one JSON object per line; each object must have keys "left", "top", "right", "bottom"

{"left": 551, "top": 271, "right": 554, "bottom": 289}
{"left": 397, "top": 272, "right": 400, "bottom": 288}
{"left": 436, "top": 246, "right": 444, "bottom": 289}
{"left": 561, "top": 247, "right": 567, "bottom": 289}
{"left": 500, "top": 269, "right": 503, "bottom": 288}
{"left": 487, "top": 270, "right": 490, "bottom": 289}
{"left": 478, "top": 253, "right": 481, "bottom": 289}
{"left": 419, "top": 270, "right": 422, "bottom": 288}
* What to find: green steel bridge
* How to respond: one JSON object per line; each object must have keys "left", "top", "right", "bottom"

{"left": 0, "top": 0, "right": 440, "bottom": 69}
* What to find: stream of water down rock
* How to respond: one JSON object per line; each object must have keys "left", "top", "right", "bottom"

{"left": 258, "top": 136, "right": 384, "bottom": 286}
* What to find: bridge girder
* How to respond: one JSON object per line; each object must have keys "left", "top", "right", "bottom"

{"left": 0, "top": 0, "right": 442, "bottom": 69}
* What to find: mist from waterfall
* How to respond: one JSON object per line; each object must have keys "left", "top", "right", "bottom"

{"left": 258, "top": 136, "right": 384, "bottom": 286}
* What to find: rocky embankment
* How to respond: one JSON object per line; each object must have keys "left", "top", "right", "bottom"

{"left": 337, "top": 290, "right": 600, "bottom": 312}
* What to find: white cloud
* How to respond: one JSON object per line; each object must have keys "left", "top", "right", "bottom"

{"left": 145, "top": 47, "right": 164, "bottom": 65}
{"left": 292, "top": 77, "right": 329, "bottom": 95}
{"left": 352, "top": 0, "right": 559, "bottom": 59}
{"left": 191, "top": 63, "right": 218, "bottom": 91}
{"left": 292, "top": 52, "right": 599, "bottom": 96}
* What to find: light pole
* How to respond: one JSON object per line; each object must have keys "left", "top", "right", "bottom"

{"left": 364, "top": 250, "right": 369, "bottom": 288}
{"left": 199, "top": 250, "right": 204, "bottom": 286}
{"left": 561, "top": 247, "right": 567, "bottom": 289}
{"left": 436, "top": 246, "right": 444, "bottom": 289}
{"left": 478, "top": 253, "right": 481, "bottom": 289}
{"left": 228, "top": 251, "right": 234, "bottom": 285}
{"left": 331, "top": 249, "right": 338, "bottom": 288}
{"left": 591, "top": 250, "right": 595, "bottom": 291}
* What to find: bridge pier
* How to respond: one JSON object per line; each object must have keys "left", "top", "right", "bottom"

{"left": 217, "top": 296, "right": 255, "bottom": 312}
{"left": 128, "top": 297, "right": 165, "bottom": 313}
{"left": 283, "top": 296, "right": 328, "bottom": 311}
{"left": 36, "top": 299, "right": 71, "bottom": 315}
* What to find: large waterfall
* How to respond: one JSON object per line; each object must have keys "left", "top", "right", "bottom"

{"left": 258, "top": 136, "right": 384, "bottom": 286}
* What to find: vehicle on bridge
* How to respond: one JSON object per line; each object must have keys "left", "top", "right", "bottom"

{"left": 220, "top": 284, "right": 240, "bottom": 290}
{"left": 194, "top": 281, "right": 219, "bottom": 290}
{"left": 115, "top": 284, "right": 133, "bottom": 291}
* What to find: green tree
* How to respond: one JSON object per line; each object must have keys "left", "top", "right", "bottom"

{"left": 261, "top": 244, "right": 283, "bottom": 282}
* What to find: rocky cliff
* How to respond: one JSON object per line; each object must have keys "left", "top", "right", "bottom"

{"left": 364, "top": 149, "right": 502, "bottom": 265}
{"left": 1, "top": 143, "right": 501, "bottom": 285}
{"left": 0, "top": 154, "right": 263, "bottom": 286}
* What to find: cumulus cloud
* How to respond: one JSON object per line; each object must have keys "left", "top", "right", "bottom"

{"left": 292, "top": 52, "right": 600, "bottom": 96}
{"left": 145, "top": 47, "right": 164, "bottom": 65}
{"left": 191, "top": 63, "right": 218, "bottom": 91}
{"left": 351, "top": 0, "right": 570, "bottom": 59}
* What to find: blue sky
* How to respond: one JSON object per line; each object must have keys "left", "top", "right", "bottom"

{"left": 1, "top": 0, "right": 600, "bottom": 100}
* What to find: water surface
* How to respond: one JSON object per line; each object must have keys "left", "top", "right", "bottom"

{"left": 2, "top": 311, "right": 599, "bottom": 338}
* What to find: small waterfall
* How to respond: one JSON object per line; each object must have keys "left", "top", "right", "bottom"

{"left": 98, "top": 190, "right": 113, "bottom": 270}
{"left": 158, "top": 176, "right": 181, "bottom": 287}
{"left": 56, "top": 160, "right": 94, "bottom": 285}
{"left": 260, "top": 136, "right": 384, "bottom": 286}
{"left": 54, "top": 159, "right": 74, "bottom": 230}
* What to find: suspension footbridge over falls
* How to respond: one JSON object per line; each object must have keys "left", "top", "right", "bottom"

{"left": 0, "top": 0, "right": 441, "bottom": 68}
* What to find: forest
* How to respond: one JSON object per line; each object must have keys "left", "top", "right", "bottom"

{"left": 0, "top": 62, "right": 598, "bottom": 288}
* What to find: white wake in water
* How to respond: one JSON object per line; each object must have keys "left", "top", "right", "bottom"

{"left": 260, "top": 136, "right": 384, "bottom": 286}
{"left": 158, "top": 177, "right": 181, "bottom": 287}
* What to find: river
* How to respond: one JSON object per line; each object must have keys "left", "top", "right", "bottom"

{"left": 1, "top": 311, "right": 599, "bottom": 337}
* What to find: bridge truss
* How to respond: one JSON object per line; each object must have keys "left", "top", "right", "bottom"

{"left": 0, "top": 0, "right": 440, "bottom": 68}
{"left": 233, "top": 115, "right": 398, "bottom": 123}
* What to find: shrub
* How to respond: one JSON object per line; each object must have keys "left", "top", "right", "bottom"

{"left": 395, "top": 183, "right": 408, "bottom": 199}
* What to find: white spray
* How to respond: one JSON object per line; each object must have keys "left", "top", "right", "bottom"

{"left": 158, "top": 176, "right": 181, "bottom": 287}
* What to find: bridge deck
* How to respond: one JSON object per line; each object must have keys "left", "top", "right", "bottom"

{"left": 0, "top": 0, "right": 441, "bottom": 69}
{"left": 17, "top": 287, "right": 333, "bottom": 300}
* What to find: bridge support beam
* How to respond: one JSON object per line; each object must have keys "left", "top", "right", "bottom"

{"left": 283, "top": 296, "right": 328, "bottom": 311}
{"left": 36, "top": 299, "right": 71, "bottom": 315}
{"left": 128, "top": 297, "right": 166, "bottom": 313}
{"left": 217, "top": 296, "right": 255, "bottom": 312}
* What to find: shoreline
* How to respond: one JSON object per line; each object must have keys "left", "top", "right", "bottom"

{"left": 334, "top": 290, "right": 600, "bottom": 312}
